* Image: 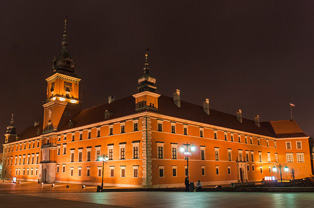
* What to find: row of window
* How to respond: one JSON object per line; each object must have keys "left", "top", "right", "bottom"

{"left": 57, "top": 142, "right": 140, "bottom": 162}
{"left": 3, "top": 153, "right": 40, "bottom": 166}
{"left": 7, "top": 168, "right": 39, "bottom": 176}
{"left": 4, "top": 140, "right": 40, "bottom": 153}
{"left": 286, "top": 141, "right": 302, "bottom": 150}
{"left": 57, "top": 121, "right": 139, "bottom": 142}
{"left": 157, "top": 121, "right": 276, "bottom": 147}
{"left": 56, "top": 165, "right": 139, "bottom": 178}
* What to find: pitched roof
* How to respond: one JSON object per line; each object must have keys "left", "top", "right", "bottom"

{"left": 13, "top": 94, "right": 308, "bottom": 142}
{"left": 17, "top": 124, "right": 42, "bottom": 141}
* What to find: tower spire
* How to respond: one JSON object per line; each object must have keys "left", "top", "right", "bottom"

{"left": 62, "top": 16, "right": 68, "bottom": 47}
{"left": 144, "top": 48, "right": 149, "bottom": 74}
{"left": 10, "top": 113, "right": 14, "bottom": 125}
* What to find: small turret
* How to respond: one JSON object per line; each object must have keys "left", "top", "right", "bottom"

{"left": 5, "top": 114, "right": 17, "bottom": 143}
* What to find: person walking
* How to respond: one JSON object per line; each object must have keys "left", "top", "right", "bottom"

{"left": 185, "top": 177, "right": 190, "bottom": 192}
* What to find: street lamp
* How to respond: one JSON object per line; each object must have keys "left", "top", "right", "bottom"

{"left": 273, "top": 164, "right": 289, "bottom": 183}
{"left": 179, "top": 143, "right": 196, "bottom": 179}
{"left": 98, "top": 154, "right": 108, "bottom": 190}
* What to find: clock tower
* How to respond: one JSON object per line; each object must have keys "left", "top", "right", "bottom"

{"left": 43, "top": 17, "right": 81, "bottom": 133}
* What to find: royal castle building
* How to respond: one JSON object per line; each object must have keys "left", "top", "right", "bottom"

{"left": 1, "top": 19, "right": 313, "bottom": 187}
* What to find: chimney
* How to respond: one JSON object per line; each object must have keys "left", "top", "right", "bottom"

{"left": 173, "top": 89, "right": 181, "bottom": 108}
{"left": 236, "top": 109, "right": 243, "bottom": 123}
{"left": 108, "top": 96, "right": 115, "bottom": 104}
{"left": 203, "top": 98, "right": 210, "bottom": 115}
{"left": 254, "top": 115, "right": 260, "bottom": 127}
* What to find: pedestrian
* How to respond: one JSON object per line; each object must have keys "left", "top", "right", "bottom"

{"left": 185, "top": 176, "right": 189, "bottom": 192}
{"left": 196, "top": 180, "right": 202, "bottom": 192}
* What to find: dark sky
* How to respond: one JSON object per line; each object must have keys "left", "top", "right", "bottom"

{"left": 1, "top": 0, "right": 314, "bottom": 150}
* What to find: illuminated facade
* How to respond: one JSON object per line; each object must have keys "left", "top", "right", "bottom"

{"left": 1, "top": 19, "right": 313, "bottom": 187}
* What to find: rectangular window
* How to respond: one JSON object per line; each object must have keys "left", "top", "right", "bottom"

{"left": 250, "top": 137, "right": 253, "bottom": 144}
{"left": 215, "top": 148, "right": 219, "bottom": 161}
{"left": 120, "top": 146, "right": 125, "bottom": 160}
{"left": 31, "top": 168, "right": 33, "bottom": 175}
{"left": 57, "top": 165, "right": 59, "bottom": 173}
{"left": 109, "top": 126, "right": 113, "bottom": 135}
{"left": 238, "top": 135, "right": 241, "bottom": 143}
{"left": 98, "top": 167, "right": 102, "bottom": 177}
{"left": 215, "top": 166, "right": 219, "bottom": 175}
{"left": 296, "top": 141, "right": 302, "bottom": 150}
{"left": 183, "top": 126, "right": 188, "bottom": 135}
{"left": 228, "top": 166, "right": 231, "bottom": 175}
{"left": 97, "top": 129, "right": 101, "bottom": 137}
{"left": 72, "top": 134, "right": 75, "bottom": 141}
{"left": 159, "top": 166, "right": 164, "bottom": 177}
{"left": 200, "top": 128, "right": 204, "bottom": 137}
{"left": 78, "top": 167, "right": 82, "bottom": 176}
{"left": 133, "top": 146, "right": 139, "bottom": 159}
{"left": 246, "top": 151, "right": 249, "bottom": 162}
{"left": 63, "top": 145, "right": 67, "bottom": 155}
{"left": 120, "top": 125, "right": 125, "bottom": 134}
{"left": 260, "top": 166, "right": 263, "bottom": 173}
{"left": 201, "top": 166, "right": 205, "bottom": 176}
{"left": 121, "top": 166, "right": 126, "bottom": 177}
{"left": 134, "top": 122, "right": 138, "bottom": 131}
{"left": 275, "top": 153, "right": 278, "bottom": 163}
{"left": 172, "top": 166, "right": 177, "bottom": 177}
{"left": 259, "top": 152, "right": 262, "bottom": 162}
{"left": 36, "top": 153, "right": 39, "bottom": 164}
{"left": 214, "top": 131, "right": 217, "bottom": 140}
{"left": 252, "top": 164, "right": 255, "bottom": 171}
{"left": 64, "top": 134, "right": 67, "bottom": 141}
{"left": 87, "top": 167, "right": 90, "bottom": 176}
{"left": 267, "top": 140, "right": 269, "bottom": 147}
{"left": 228, "top": 149, "right": 232, "bottom": 161}
{"left": 78, "top": 150, "right": 82, "bottom": 162}
{"left": 171, "top": 124, "right": 176, "bottom": 133}
{"left": 274, "top": 141, "right": 277, "bottom": 148}
{"left": 70, "top": 150, "right": 74, "bottom": 162}
{"left": 224, "top": 132, "right": 227, "bottom": 141}
{"left": 133, "top": 166, "right": 138, "bottom": 178}
{"left": 247, "top": 165, "right": 250, "bottom": 171}
{"left": 201, "top": 148, "right": 206, "bottom": 160}
{"left": 70, "top": 167, "right": 74, "bottom": 176}
{"left": 88, "top": 130, "right": 91, "bottom": 138}
{"left": 171, "top": 145, "right": 177, "bottom": 159}
{"left": 286, "top": 153, "right": 294, "bottom": 163}
{"left": 245, "top": 136, "right": 248, "bottom": 144}
{"left": 96, "top": 147, "right": 101, "bottom": 160}
{"left": 110, "top": 167, "right": 114, "bottom": 177}
{"left": 267, "top": 152, "right": 271, "bottom": 163}
{"left": 57, "top": 146, "right": 60, "bottom": 155}
{"left": 27, "top": 168, "right": 29, "bottom": 175}
{"left": 80, "top": 132, "right": 82, "bottom": 140}
{"left": 158, "top": 122, "right": 163, "bottom": 132}
{"left": 251, "top": 151, "right": 254, "bottom": 162}
{"left": 297, "top": 153, "right": 304, "bottom": 163}
{"left": 231, "top": 134, "right": 234, "bottom": 142}
{"left": 87, "top": 149, "right": 91, "bottom": 161}
{"left": 238, "top": 150, "right": 243, "bottom": 161}
{"left": 157, "top": 143, "right": 164, "bottom": 159}
{"left": 108, "top": 146, "right": 114, "bottom": 160}
{"left": 258, "top": 139, "right": 260, "bottom": 145}
{"left": 286, "top": 142, "right": 291, "bottom": 150}
{"left": 62, "top": 165, "right": 66, "bottom": 173}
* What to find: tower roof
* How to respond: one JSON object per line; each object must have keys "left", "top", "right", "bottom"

{"left": 138, "top": 49, "right": 157, "bottom": 92}
{"left": 6, "top": 114, "right": 16, "bottom": 135}
{"left": 52, "top": 17, "right": 76, "bottom": 76}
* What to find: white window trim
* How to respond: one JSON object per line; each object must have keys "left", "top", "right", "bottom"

{"left": 157, "top": 142, "right": 164, "bottom": 159}
{"left": 171, "top": 123, "right": 176, "bottom": 133}
{"left": 201, "top": 165, "right": 205, "bottom": 176}
{"left": 133, "top": 165, "right": 139, "bottom": 178}
{"left": 97, "top": 166, "right": 102, "bottom": 177}
{"left": 119, "top": 144, "right": 126, "bottom": 160}
{"left": 296, "top": 141, "right": 302, "bottom": 150}
{"left": 286, "top": 141, "right": 292, "bottom": 150}
{"left": 215, "top": 166, "right": 219, "bottom": 175}
{"left": 109, "top": 166, "right": 114, "bottom": 177}
{"left": 95, "top": 146, "right": 101, "bottom": 161}
{"left": 227, "top": 166, "right": 231, "bottom": 175}
{"left": 120, "top": 166, "right": 126, "bottom": 177}
{"left": 172, "top": 166, "right": 177, "bottom": 177}
{"left": 286, "top": 153, "right": 294, "bottom": 163}
{"left": 214, "top": 147, "right": 219, "bottom": 161}
{"left": 296, "top": 153, "right": 304, "bottom": 163}
{"left": 171, "top": 144, "right": 178, "bottom": 159}
{"left": 158, "top": 166, "right": 165, "bottom": 178}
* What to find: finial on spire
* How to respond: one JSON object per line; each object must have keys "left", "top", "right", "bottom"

{"left": 10, "top": 113, "right": 14, "bottom": 125}
{"left": 144, "top": 48, "right": 149, "bottom": 75}
{"left": 62, "top": 16, "right": 68, "bottom": 46}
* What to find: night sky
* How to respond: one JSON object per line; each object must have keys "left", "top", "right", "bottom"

{"left": 1, "top": 0, "right": 314, "bottom": 150}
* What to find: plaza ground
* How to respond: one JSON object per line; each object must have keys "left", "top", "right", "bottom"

{"left": 1, "top": 182, "right": 314, "bottom": 207}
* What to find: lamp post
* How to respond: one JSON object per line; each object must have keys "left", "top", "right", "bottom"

{"left": 98, "top": 154, "right": 108, "bottom": 190}
{"left": 179, "top": 143, "right": 196, "bottom": 179}
{"left": 272, "top": 164, "right": 289, "bottom": 183}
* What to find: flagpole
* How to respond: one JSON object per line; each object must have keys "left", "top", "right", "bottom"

{"left": 290, "top": 105, "right": 293, "bottom": 120}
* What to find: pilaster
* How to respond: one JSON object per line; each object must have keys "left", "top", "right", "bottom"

{"left": 142, "top": 114, "right": 152, "bottom": 187}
